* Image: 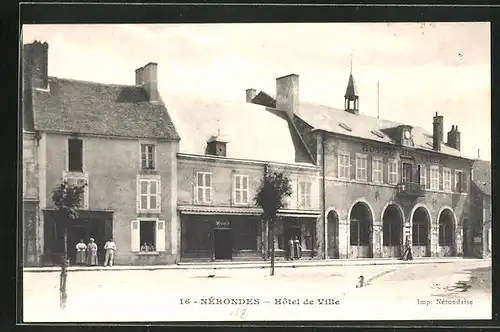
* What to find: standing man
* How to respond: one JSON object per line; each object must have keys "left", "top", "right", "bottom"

{"left": 287, "top": 237, "right": 295, "bottom": 260}
{"left": 103, "top": 238, "right": 117, "bottom": 267}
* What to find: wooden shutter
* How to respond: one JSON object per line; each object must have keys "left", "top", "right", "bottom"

{"left": 156, "top": 179, "right": 161, "bottom": 211}
{"left": 156, "top": 220, "right": 166, "bottom": 252}
{"left": 131, "top": 220, "right": 140, "bottom": 252}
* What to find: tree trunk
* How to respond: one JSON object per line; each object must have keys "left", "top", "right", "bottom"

{"left": 270, "top": 217, "right": 275, "bottom": 276}
{"left": 60, "top": 227, "right": 68, "bottom": 309}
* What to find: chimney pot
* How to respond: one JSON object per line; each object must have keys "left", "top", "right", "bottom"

{"left": 276, "top": 73, "right": 300, "bottom": 119}
{"left": 455, "top": 125, "right": 458, "bottom": 131}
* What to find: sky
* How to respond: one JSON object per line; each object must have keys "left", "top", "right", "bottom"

{"left": 22, "top": 23, "right": 491, "bottom": 160}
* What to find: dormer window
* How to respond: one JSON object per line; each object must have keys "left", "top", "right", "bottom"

{"left": 399, "top": 125, "right": 413, "bottom": 147}
{"left": 339, "top": 123, "right": 352, "bottom": 132}
{"left": 371, "top": 130, "right": 384, "bottom": 139}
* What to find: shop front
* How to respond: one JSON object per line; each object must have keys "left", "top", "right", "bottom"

{"left": 42, "top": 209, "right": 113, "bottom": 266}
{"left": 267, "top": 212, "right": 319, "bottom": 260}
{"left": 179, "top": 207, "right": 263, "bottom": 261}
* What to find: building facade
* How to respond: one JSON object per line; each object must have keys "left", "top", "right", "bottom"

{"left": 166, "top": 90, "right": 322, "bottom": 261}
{"left": 249, "top": 72, "right": 474, "bottom": 259}
{"left": 22, "top": 41, "right": 180, "bottom": 266}
{"left": 468, "top": 159, "right": 491, "bottom": 258}
{"left": 22, "top": 40, "right": 482, "bottom": 266}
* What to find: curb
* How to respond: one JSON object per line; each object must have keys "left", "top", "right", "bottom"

{"left": 23, "top": 258, "right": 485, "bottom": 273}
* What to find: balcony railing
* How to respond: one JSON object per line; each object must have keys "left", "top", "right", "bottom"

{"left": 396, "top": 181, "right": 425, "bottom": 197}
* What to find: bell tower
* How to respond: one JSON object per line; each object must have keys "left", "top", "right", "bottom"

{"left": 344, "top": 56, "right": 359, "bottom": 115}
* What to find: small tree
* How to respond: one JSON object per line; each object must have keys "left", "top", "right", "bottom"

{"left": 254, "top": 167, "right": 292, "bottom": 276}
{"left": 51, "top": 181, "right": 86, "bottom": 309}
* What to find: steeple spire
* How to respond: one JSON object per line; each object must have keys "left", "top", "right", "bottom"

{"left": 344, "top": 50, "right": 359, "bottom": 115}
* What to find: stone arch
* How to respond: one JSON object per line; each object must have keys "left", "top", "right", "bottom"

{"left": 325, "top": 206, "right": 340, "bottom": 259}
{"left": 437, "top": 206, "right": 456, "bottom": 256}
{"left": 410, "top": 203, "right": 432, "bottom": 257}
{"left": 381, "top": 201, "right": 405, "bottom": 257}
{"left": 348, "top": 198, "right": 374, "bottom": 258}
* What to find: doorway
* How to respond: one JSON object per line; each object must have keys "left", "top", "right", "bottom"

{"left": 214, "top": 228, "right": 232, "bottom": 260}
{"left": 285, "top": 225, "right": 301, "bottom": 244}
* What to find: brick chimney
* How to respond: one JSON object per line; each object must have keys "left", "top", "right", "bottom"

{"left": 136, "top": 62, "right": 158, "bottom": 102}
{"left": 246, "top": 88, "right": 256, "bottom": 103}
{"left": 276, "top": 74, "right": 299, "bottom": 118}
{"left": 432, "top": 112, "right": 444, "bottom": 151}
{"left": 447, "top": 125, "right": 461, "bottom": 151}
{"left": 23, "top": 41, "right": 49, "bottom": 90}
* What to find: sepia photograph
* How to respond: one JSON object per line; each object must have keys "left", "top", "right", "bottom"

{"left": 21, "top": 22, "right": 491, "bottom": 322}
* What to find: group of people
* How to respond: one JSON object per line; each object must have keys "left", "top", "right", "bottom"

{"left": 75, "top": 238, "right": 117, "bottom": 267}
{"left": 140, "top": 242, "right": 156, "bottom": 252}
{"left": 287, "top": 237, "right": 303, "bottom": 260}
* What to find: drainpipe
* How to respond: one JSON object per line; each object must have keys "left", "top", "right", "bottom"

{"left": 322, "top": 133, "right": 327, "bottom": 259}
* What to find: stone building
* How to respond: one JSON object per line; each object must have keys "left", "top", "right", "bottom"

{"left": 22, "top": 41, "right": 180, "bottom": 266}
{"left": 249, "top": 71, "right": 474, "bottom": 259}
{"left": 166, "top": 93, "right": 321, "bottom": 261}
{"left": 468, "top": 159, "right": 491, "bottom": 258}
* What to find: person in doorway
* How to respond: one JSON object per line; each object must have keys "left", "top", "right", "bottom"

{"left": 401, "top": 236, "right": 413, "bottom": 261}
{"left": 87, "top": 238, "right": 98, "bottom": 266}
{"left": 287, "top": 238, "right": 295, "bottom": 260}
{"left": 141, "top": 242, "right": 149, "bottom": 252}
{"left": 293, "top": 237, "right": 302, "bottom": 259}
{"left": 75, "top": 239, "right": 87, "bottom": 265}
{"left": 104, "top": 238, "right": 117, "bottom": 267}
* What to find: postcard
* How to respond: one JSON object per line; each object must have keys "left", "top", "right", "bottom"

{"left": 21, "top": 21, "right": 491, "bottom": 323}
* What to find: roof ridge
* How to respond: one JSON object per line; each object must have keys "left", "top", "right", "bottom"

{"left": 49, "top": 76, "right": 137, "bottom": 88}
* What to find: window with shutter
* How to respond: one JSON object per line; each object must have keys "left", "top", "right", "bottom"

{"left": 196, "top": 172, "right": 212, "bottom": 203}
{"left": 234, "top": 174, "right": 249, "bottom": 205}
{"left": 137, "top": 177, "right": 161, "bottom": 212}
{"left": 131, "top": 220, "right": 140, "bottom": 252}
{"left": 156, "top": 220, "right": 166, "bottom": 252}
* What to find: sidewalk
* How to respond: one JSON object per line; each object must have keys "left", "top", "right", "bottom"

{"left": 23, "top": 257, "right": 486, "bottom": 273}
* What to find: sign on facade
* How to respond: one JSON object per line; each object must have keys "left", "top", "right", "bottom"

{"left": 215, "top": 220, "right": 230, "bottom": 228}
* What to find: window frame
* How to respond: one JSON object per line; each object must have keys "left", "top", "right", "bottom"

{"left": 355, "top": 153, "right": 368, "bottom": 182}
{"left": 418, "top": 164, "right": 427, "bottom": 189}
{"left": 130, "top": 217, "right": 166, "bottom": 253}
{"left": 388, "top": 159, "right": 398, "bottom": 185}
{"left": 62, "top": 171, "right": 89, "bottom": 209}
{"left": 136, "top": 175, "right": 161, "bottom": 213}
{"left": 430, "top": 165, "right": 440, "bottom": 190}
{"left": 454, "top": 169, "right": 465, "bottom": 193}
{"left": 66, "top": 137, "right": 84, "bottom": 173}
{"left": 140, "top": 143, "right": 156, "bottom": 170}
{"left": 371, "top": 157, "right": 383, "bottom": 183}
{"left": 338, "top": 151, "right": 351, "bottom": 180}
{"left": 298, "top": 181, "right": 312, "bottom": 209}
{"left": 196, "top": 172, "right": 213, "bottom": 204}
{"left": 233, "top": 174, "right": 249, "bottom": 205}
{"left": 442, "top": 167, "right": 452, "bottom": 192}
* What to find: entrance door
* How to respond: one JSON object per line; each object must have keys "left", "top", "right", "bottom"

{"left": 285, "top": 225, "right": 301, "bottom": 244}
{"left": 402, "top": 163, "right": 413, "bottom": 183}
{"left": 214, "top": 228, "right": 232, "bottom": 260}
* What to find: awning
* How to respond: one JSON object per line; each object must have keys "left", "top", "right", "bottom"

{"left": 178, "top": 205, "right": 262, "bottom": 216}
{"left": 178, "top": 205, "right": 320, "bottom": 218}
{"left": 277, "top": 209, "right": 320, "bottom": 218}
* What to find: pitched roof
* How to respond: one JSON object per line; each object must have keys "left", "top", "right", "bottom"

{"left": 472, "top": 159, "right": 491, "bottom": 196}
{"left": 252, "top": 91, "right": 473, "bottom": 159}
{"left": 32, "top": 77, "right": 180, "bottom": 140}
{"left": 345, "top": 74, "right": 358, "bottom": 98}
{"left": 164, "top": 92, "right": 315, "bottom": 165}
